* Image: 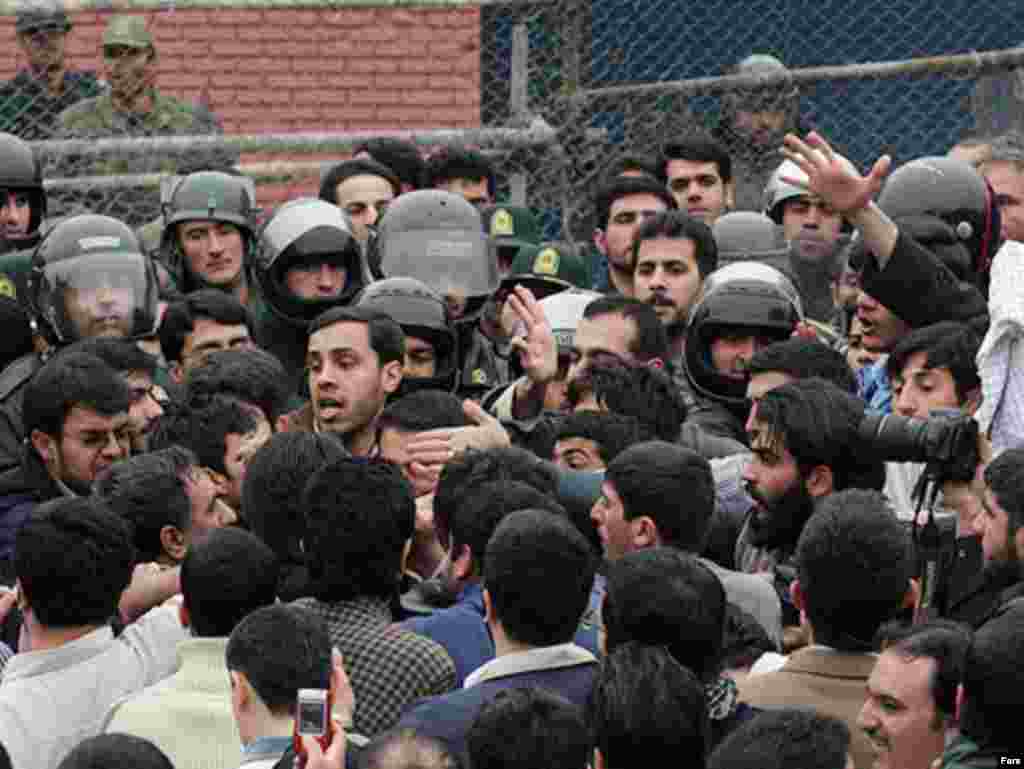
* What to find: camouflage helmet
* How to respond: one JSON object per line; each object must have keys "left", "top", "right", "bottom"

{"left": 15, "top": 1, "right": 71, "bottom": 34}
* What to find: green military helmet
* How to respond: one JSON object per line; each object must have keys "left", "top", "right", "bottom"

{"left": 159, "top": 171, "right": 259, "bottom": 290}
{"left": 15, "top": 0, "right": 72, "bottom": 34}
{"left": 500, "top": 242, "right": 589, "bottom": 300}
{"left": 0, "top": 132, "right": 47, "bottom": 240}
{"left": 254, "top": 198, "right": 365, "bottom": 325}
{"left": 28, "top": 214, "right": 159, "bottom": 345}
{"left": 480, "top": 204, "right": 541, "bottom": 275}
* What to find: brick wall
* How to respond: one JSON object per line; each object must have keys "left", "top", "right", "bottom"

{"left": 0, "top": 4, "right": 482, "bottom": 203}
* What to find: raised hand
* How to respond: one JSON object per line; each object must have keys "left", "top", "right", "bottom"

{"left": 781, "top": 131, "right": 891, "bottom": 215}
{"left": 507, "top": 285, "right": 558, "bottom": 386}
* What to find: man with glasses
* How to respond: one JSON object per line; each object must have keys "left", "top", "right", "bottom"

{"left": 0, "top": 1, "right": 102, "bottom": 140}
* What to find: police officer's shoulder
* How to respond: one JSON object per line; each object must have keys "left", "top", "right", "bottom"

{"left": 0, "top": 352, "right": 42, "bottom": 404}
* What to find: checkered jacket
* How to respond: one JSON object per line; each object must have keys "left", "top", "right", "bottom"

{"left": 292, "top": 595, "right": 456, "bottom": 737}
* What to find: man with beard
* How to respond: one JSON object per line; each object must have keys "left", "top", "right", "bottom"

{"left": 56, "top": 15, "right": 230, "bottom": 224}
{"left": 737, "top": 379, "right": 885, "bottom": 625}
{"left": 0, "top": 1, "right": 101, "bottom": 140}
{"left": 632, "top": 210, "right": 718, "bottom": 364}
{"left": 975, "top": 447, "right": 1024, "bottom": 625}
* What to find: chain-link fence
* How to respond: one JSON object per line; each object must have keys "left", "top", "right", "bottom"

{"left": 2, "top": 0, "right": 1024, "bottom": 249}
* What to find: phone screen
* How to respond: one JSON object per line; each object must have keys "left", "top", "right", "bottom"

{"left": 297, "top": 697, "right": 327, "bottom": 736}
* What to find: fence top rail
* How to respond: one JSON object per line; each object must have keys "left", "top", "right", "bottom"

{"left": 0, "top": 0, "right": 530, "bottom": 12}
{"left": 573, "top": 47, "right": 1024, "bottom": 101}
{"left": 33, "top": 121, "right": 558, "bottom": 157}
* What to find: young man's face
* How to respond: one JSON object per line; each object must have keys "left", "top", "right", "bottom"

{"left": 220, "top": 420, "right": 272, "bottom": 510}
{"left": 858, "top": 651, "right": 946, "bottom": 769}
{"left": 335, "top": 174, "right": 395, "bottom": 243}
{"left": 665, "top": 159, "right": 732, "bottom": 224}
{"left": 980, "top": 485, "right": 1023, "bottom": 566}
{"left": 123, "top": 369, "right": 164, "bottom": 451}
{"left": 782, "top": 195, "right": 844, "bottom": 260}
{"left": 553, "top": 436, "right": 605, "bottom": 472}
{"left": 710, "top": 329, "right": 775, "bottom": 380}
{"left": 856, "top": 290, "right": 911, "bottom": 353}
{"left": 733, "top": 107, "right": 787, "bottom": 148}
{"left": 846, "top": 316, "right": 882, "bottom": 372}
{"left": 982, "top": 160, "right": 1024, "bottom": 242}
{"left": 104, "top": 44, "right": 153, "bottom": 100}
{"left": 307, "top": 321, "right": 401, "bottom": 446}
{"left": 176, "top": 318, "right": 254, "bottom": 382}
{"left": 891, "top": 351, "right": 966, "bottom": 420}
{"left": 590, "top": 479, "right": 635, "bottom": 561}
{"left": 403, "top": 335, "right": 438, "bottom": 380}
{"left": 594, "top": 194, "right": 669, "bottom": 272}
{"left": 566, "top": 313, "right": 638, "bottom": 400}
{"left": 178, "top": 221, "right": 246, "bottom": 289}
{"left": 34, "top": 405, "right": 132, "bottom": 491}
{"left": 0, "top": 191, "right": 31, "bottom": 239}
{"left": 183, "top": 465, "right": 237, "bottom": 546}
{"left": 18, "top": 27, "right": 66, "bottom": 72}
{"left": 285, "top": 262, "right": 347, "bottom": 301}
{"left": 633, "top": 236, "right": 703, "bottom": 332}
{"left": 63, "top": 271, "right": 136, "bottom": 340}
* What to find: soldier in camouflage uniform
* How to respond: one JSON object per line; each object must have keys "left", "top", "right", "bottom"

{"left": 0, "top": 1, "right": 102, "bottom": 141}
{"left": 54, "top": 15, "right": 234, "bottom": 226}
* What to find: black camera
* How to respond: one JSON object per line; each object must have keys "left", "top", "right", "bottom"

{"left": 857, "top": 410, "right": 980, "bottom": 483}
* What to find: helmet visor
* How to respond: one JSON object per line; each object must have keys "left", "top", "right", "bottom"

{"left": 41, "top": 253, "right": 157, "bottom": 341}
{"left": 379, "top": 229, "right": 498, "bottom": 300}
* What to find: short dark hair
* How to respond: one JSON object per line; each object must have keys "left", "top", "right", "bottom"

{"left": 360, "top": 730, "right": 459, "bottom": 769}
{"left": 580, "top": 363, "right": 686, "bottom": 443}
{"left": 159, "top": 290, "right": 252, "bottom": 365}
{"left": 149, "top": 397, "right": 258, "bottom": 476}
{"left": 241, "top": 432, "right": 349, "bottom": 586}
{"left": 632, "top": 210, "right": 719, "bottom": 278}
{"left": 23, "top": 352, "right": 132, "bottom": 438}
{"left": 95, "top": 445, "right": 196, "bottom": 563}
{"left": 582, "top": 295, "right": 669, "bottom": 364}
{"left": 303, "top": 458, "right": 415, "bottom": 602}
{"left": 797, "top": 489, "right": 913, "bottom": 651}
{"left": 433, "top": 447, "right": 558, "bottom": 549}
{"left": 309, "top": 306, "right": 405, "bottom": 368}
{"left": 15, "top": 497, "right": 135, "bottom": 628}
{"left": 225, "top": 605, "right": 332, "bottom": 716}
{"left": 983, "top": 447, "right": 1024, "bottom": 531}
{"left": 554, "top": 411, "right": 649, "bottom": 466}
{"left": 353, "top": 137, "right": 425, "bottom": 191}
{"left": 186, "top": 347, "right": 291, "bottom": 422}
{"left": 450, "top": 480, "right": 566, "bottom": 572}
{"left": 606, "top": 442, "right": 715, "bottom": 552}
{"left": 180, "top": 528, "right": 279, "bottom": 637}
{"left": 604, "top": 153, "right": 664, "bottom": 184}
{"left": 468, "top": 688, "right": 588, "bottom": 769}
{"left": 422, "top": 145, "right": 495, "bottom": 191}
{"left": 56, "top": 735, "right": 174, "bottom": 769}
{"left": 958, "top": 601, "right": 1024, "bottom": 746}
{"left": 587, "top": 643, "right": 708, "bottom": 769}
{"left": 319, "top": 158, "right": 402, "bottom": 203}
{"left": 886, "top": 321, "right": 982, "bottom": 404}
{"left": 379, "top": 390, "right": 471, "bottom": 434}
{"left": 602, "top": 548, "right": 725, "bottom": 681}
{"left": 61, "top": 337, "right": 158, "bottom": 377}
{"left": 483, "top": 509, "right": 596, "bottom": 647}
{"left": 885, "top": 620, "right": 972, "bottom": 722}
{"left": 707, "top": 709, "right": 851, "bottom": 769}
{"left": 593, "top": 175, "right": 677, "bottom": 232}
{"left": 748, "top": 338, "right": 857, "bottom": 394}
{"left": 662, "top": 135, "right": 733, "bottom": 184}
{"left": 755, "top": 378, "right": 885, "bottom": 492}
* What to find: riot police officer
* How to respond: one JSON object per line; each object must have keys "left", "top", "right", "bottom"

{"left": 0, "top": 132, "right": 49, "bottom": 301}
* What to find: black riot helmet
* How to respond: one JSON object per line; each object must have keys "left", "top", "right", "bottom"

{"left": 254, "top": 198, "right": 366, "bottom": 326}
{"left": 877, "top": 156, "right": 1001, "bottom": 281}
{"left": 28, "top": 214, "right": 159, "bottom": 346}
{"left": 0, "top": 132, "right": 47, "bottom": 244}
{"left": 684, "top": 261, "right": 803, "bottom": 410}
{"left": 373, "top": 190, "right": 497, "bottom": 322}
{"left": 355, "top": 276, "right": 459, "bottom": 394}
{"left": 159, "top": 171, "right": 258, "bottom": 291}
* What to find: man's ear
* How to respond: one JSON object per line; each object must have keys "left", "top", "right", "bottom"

{"left": 381, "top": 359, "right": 403, "bottom": 396}
{"left": 206, "top": 469, "right": 230, "bottom": 496}
{"left": 804, "top": 464, "right": 834, "bottom": 499}
{"left": 963, "top": 387, "right": 982, "bottom": 417}
{"left": 169, "top": 361, "right": 185, "bottom": 386}
{"left": 160, "top": 525, "right": 189, "bottom": 563}
{"left": 230, "top": 670, "right": 252, "bottom": 710}
{"left": 593, "top": 229, "right": 608, "bottom": 257}
{"left": 724, "top": 180, "right": 736, "bottom": 211}
{"left": 29, "top": 429, "right": 55, "bottom": 466}
{"left": 632, "top": 516, "right": 659, "bottom": 549}
{"left": 904, "top": 578, "right": 921, "bottom": 611}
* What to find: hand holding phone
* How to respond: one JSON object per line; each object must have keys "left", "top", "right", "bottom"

{"left": 293, "top": 688, "right": 334, "bottom": 757}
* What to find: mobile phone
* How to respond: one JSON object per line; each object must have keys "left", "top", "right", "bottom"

{"left": 293, "top": 688, "right": 334, "bottom": 756}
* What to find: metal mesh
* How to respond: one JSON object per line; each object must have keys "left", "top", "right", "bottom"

{"left": 1, "top": 0, "right": 1023, "bottom": 248}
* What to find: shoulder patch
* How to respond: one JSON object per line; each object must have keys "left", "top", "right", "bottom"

{"left": 470, "top": 368, "right": 488, "bottom": 385}
{"left": 533, "top": 247, "right": 560, "bottom": 276}
{"left": 0, "top": 275, "right": 15, "bottom": 299}
{"left": 490, "top": 209, "right": 514, "bottom": 237}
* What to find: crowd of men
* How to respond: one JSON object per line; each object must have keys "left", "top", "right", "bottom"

{"left": 0, "top": 4, "right": 1021, "bottom": 769}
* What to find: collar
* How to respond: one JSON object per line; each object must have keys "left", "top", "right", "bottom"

{"left": 241, "top": 735, "right": 293, "bottom": 760}
{"left": 783, "top": 645, "right": 878, "bottom": 680}
{"left": 456, "top": 581, "right": 485, "bottom": 608}
{"left": 464, "top": 642, "right": 596, "bottom": 688}
{"left": 173, "top": 637, "right": 231, "bottom": 692}
{"left": 2, "top": 625, "right": 112, "bottom": 681}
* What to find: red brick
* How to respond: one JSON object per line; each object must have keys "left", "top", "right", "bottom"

{"left": 178, "top": 24, "right": 236, "bottom": 42}
{"left": 391, "top": 10, "right": 422, "bottom": 27}
{"left": 264, "top": 9, "right": 320, "bottom": 26}
{"left": 321, "top": 9, "right": 376, "bottom": 27}
{"left": 374, "top": 42, "right": 423, "bottom": 58}
{"left": 358, "top": 26, "right": 399, "bottom": 42}
{"left": 404, "top": 90, "right": 455, "bottom": 107}
{"left": 428, "top": 75, "right": 474, "bottom": 90}
{"left": 374, "top": 75, "right": 429, "bottom": 90}
{"left": 159, "top": 73, "right": 208, "bottom": 91}
{"left": 205, "top": 10, "right": 260, "bottom": 25}
{"left": 184, "top": 58, "right": 222, "bottom": 74}
{"left": 375, "top": 106, "right": 427, "bottom": 123}
{"left": 294, "top": 90, "right": 350, "bottom": 106}
{"left": 209, "top": 89, "right": 237, "bottom": 105}
{"left": 267, "top": 75, "right": 323, "bottom": 90}
{"left": 166, "top": 10, "right": 212, "bottom": 26}
{"left": 238, "top": 27, "right": 265, "bottom": 42}
{"left": 430, "top": 41, "right": 475, "bottom": 57}
{"left": 211, "top": 73, "right": 254, "bottom": 89}
{"left": 346, "top": 59, "right": 398, "bottom": 75}
{"left": 208, "top": 41, "right": 256, "bottom": 58}
{"left": 155, "top": 56, "right": 185, "bottom": 73}
{"left": 351, "top": 90, "right": 404, "bottom": 106}
{"left": 454, "top": 90, "right": 482, "bottom": 106}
